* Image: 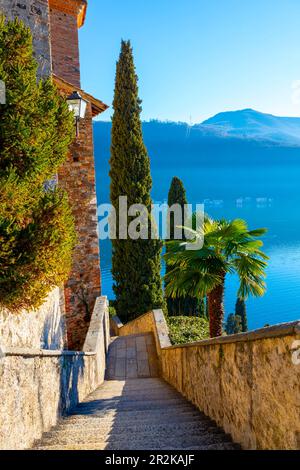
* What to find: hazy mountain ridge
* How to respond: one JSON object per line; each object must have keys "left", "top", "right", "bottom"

{"left": 96, "top": 109, "right": 300, "bottom": 149}
{"left": 200, "top": 109, "right": 300, "bottom": 145}
{"left": 94, "top": 109, "right": 300, "bottom": 203}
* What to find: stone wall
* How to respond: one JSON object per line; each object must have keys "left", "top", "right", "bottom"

{"left": 0, "top": 0, "right": 52, "bottom": 77}
{"left": 49, "top": 0, "right": 102, "bottom": 350}
{"left": 114, "top": 311, "right": 300, "bottom": 450}
{"left": 161, "top": 323, "right": 300, "bottom": 450}
{"left": 118, "top": 310, "right": 171, "bottom": 373}
{"left": 0, "top": 296, "right": 109, "bottom": 450}
{"left": 0, "top": 288, "right": 66, "bottom": 350}
{"left": 49, "top": 1, "right": 80, "bottom": 87}
{"left": 58, "top": 101, "right": 102, "bottom": 350}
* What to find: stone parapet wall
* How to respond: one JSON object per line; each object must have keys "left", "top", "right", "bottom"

{"left": 0, "top": 288, "right": 66, "bottom": 350}
{"left": 117, "top": 310, "right": 171, "bottom": 372}
{"left": 0, "top": 296, "right": 109, "bottom": 450}
{"left": 161, "top": 322, "right": 300, "bottom": 450}
{"left": 110, "top": 315, "right": 123, "bottom": 337}
{"left": 115, "top": 311, "right": 300, "bottom": 450}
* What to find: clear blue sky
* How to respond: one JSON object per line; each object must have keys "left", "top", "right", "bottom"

{"left": 79, "top": 0, "right": 300, "bottom": 123}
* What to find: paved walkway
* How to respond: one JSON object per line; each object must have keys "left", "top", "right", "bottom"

{"left": 106, "top": 333, "right": 159, "bottom": 379}
{"left": 34, "top": 334, "right": 238, "bottom": 450}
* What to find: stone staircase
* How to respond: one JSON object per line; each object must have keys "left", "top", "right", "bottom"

{"left": 33, "top": 334, "right": 238, "bottom": 450}
{"left": 106, "top": 333, "right": 159, "bottom": 379}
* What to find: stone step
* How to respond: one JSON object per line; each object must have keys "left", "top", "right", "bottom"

{"left": 43, "top": 421, "right": 222, "bottom": 437}
{"left": 54, "top": 419, "right": 208, "bottom": 432}
{"left": 33, "top": 375, "right": 238, "bottom": 450}
{"left": 93, "top": 385, "right": 174, "bottom": 394}
{"left": 60, "top": 414, "right": 205, "bottom": 427}
{"left": 66, "top": 408, "right": 202, "bottom": 421}
{"left": 69, "top": 402, "right": 197, "bottom": 413}
{"left": 73, "top": 399, "right": 193, "bottom": 413}
{"left": 36, "top": 443, "right": 237, "bottom": 450}
{"left": 88, "top": 391, "right": 182, "bottom": 400}
{"left": 77, "top": 395, "right": 188, "bottom": 404}
{"left": 36, "top": 432, "right": 234, "bottom": 449}
{"left": 36, "top": 435, "right": 237, "bottom": 450}
{"left": 41, "top": 427, "right": 231, "bottom": 446}
{"left": 60, "top": 404, "right": 209, "bottom": 419}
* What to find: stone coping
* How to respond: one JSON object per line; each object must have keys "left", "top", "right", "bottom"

{"left": 83, "top": 296, "right": 108, "bottom": 353}
{"left": 2, "top": 296, "right": 110, "bottom": 359}
{"left": 117, "top": 309, "right": 171, "bottom": 351}
{"left": 152, "top": 309, "right": 172, "bottom": 349}
{"left": 119, "top": 310, "right": 153, "bottom": 328}
{"left": 111, "top": 315, "right": 123, "bottom": 329}
{"left": 3, "top": 348, "right": 96, "bottom": 358}
{"left": 163, "top": 320, "right": 300, "bottom": 350}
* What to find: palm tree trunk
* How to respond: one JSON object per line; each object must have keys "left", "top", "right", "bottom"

{"left": 207, "top": 274, "right": 225, "bottom": 337}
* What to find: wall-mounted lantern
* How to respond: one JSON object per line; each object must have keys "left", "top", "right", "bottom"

{"left": 67, "top": 91, "right": 88, "bottom": 137}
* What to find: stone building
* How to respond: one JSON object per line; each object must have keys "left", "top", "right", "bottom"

{"left": 0, "top": 0, "right": 108, "bottom": 350}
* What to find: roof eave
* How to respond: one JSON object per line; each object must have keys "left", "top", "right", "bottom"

{"left": 48, "top": 0, "right": 87, "bottom": 29}
{"left": 53, "top": 75, "right": 109, "bottom": 117}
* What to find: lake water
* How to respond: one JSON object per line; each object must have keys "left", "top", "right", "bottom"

{"left": 95, "top": 133, "right": 300, "bottom": 330}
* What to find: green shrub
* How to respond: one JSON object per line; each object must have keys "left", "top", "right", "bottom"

{"left": 108, "top": 302, "right": 117, "bottom": 317}
{"left": 0, "top": 16, "right": 76, "bottom": 311}
{"left": 167, "top": 316, "right": 209, "bottom": 345}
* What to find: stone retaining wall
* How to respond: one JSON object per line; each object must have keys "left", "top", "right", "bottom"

{"left": 162, "top": 322, "right": 300, "bottom": 450}
{"left": 114, "top": 311, "right": 300, "bottom": 450}
{"left": 0, "top": 288, "right": 66, "bottom": 350}
{"left": 117, "top": 310, "right": 171, "bottom": 373}
{"left": 0, "top": 296, "right": 109, "bottom": 450}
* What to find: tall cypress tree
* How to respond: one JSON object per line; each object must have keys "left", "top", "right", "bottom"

{"left": 168, "top": 177, "right": 188, "bottom": 241}
{"left": 235, "top": 298, "right": 248, "bottom": 332}
{"left": 225, "top": 313, "right": 242, "bottom": 335}
{"left": 110, "top": 40, "right": 164, "bottom": 321}
{"left": 165, "top": 177, "right": 204, "bottom": 317}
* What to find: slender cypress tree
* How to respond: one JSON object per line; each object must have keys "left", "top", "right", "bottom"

{"left": 225, "top": 313, "right": 242, "bottom": 335}
{"left": 165, "top": 177, "right": 204, "bottom": 316}
{"left": 167, "top": 177, "right": 188, "bottom": 241}
{"left": 235, "top": 298, "right": 248, "bottom": 332}
{"left": 110, "top": 40, "right": 164, "bottom": 321}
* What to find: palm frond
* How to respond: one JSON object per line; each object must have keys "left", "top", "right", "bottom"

{"left": 163, "top": 214, "right": 268, "bottom": 305}
{"left": 164, "top": 266, "right": 222, "bottom": 299}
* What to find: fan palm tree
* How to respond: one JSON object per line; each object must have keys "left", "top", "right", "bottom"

{"left": 164, "top": 216, "right": 268, "bottom": 338}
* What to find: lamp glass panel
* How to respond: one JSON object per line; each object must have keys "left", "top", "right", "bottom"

{"left": 68, "top": 100, "right": 81, "bottom": 117}
{"left": 79, "top": 98, "right": 88, "bottom": 119}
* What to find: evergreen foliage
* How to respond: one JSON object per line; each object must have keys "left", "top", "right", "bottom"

{"left": 167, "top": 316, "right": 209, "bottom": 345}
{"left": 225, "top": 313, "right": 242, "bottom": 335}
{"left": 0, "top": 17, "right": 76, "bottom": 310}
{"left": 167, "top": 177, "right": 188, "bottom": 241}
{"left": 110, "top": 40, "right": 164, "bottom": 321}
{"left": 165, "top": 176, "right": 204, "bottom": 317}
{"left": 235, "top": 298, "right": 248, "bottom": 332}
{"left": 164, "top": 216, "right": 268, "bottom": 337}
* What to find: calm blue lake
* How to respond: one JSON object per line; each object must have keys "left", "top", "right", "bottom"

{"left": 95, "top": 124, "right": 300, "bottom": 330}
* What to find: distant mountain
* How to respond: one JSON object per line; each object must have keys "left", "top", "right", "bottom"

{"left": 93, "top": 110, "right": 300, "bottom": 203}
{"left": 201, "top": 108, "right": 300, "bottom": 145}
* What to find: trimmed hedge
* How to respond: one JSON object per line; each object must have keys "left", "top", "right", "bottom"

{"left": 167, "top": 316, "right": 209, "bottom": 345}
